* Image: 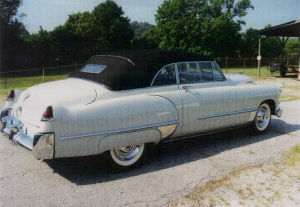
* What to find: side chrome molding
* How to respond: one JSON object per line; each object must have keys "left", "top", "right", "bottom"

{"left": 59, "top": 120, "right": 179, "bottom": 140}
{"left": 197, "top": 108, "right": 257, "bottom": 120}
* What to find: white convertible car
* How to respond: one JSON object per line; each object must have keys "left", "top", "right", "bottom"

{"left": 1, "top": 50, "right": 282, "bottom": 169}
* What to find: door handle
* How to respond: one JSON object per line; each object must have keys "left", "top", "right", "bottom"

{"left": 182, "top": 86, "right": 192, "bottom": 92}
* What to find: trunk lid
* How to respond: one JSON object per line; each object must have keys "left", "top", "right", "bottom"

{"left": 15, "top": 78, "right": 97, "bottom": 126}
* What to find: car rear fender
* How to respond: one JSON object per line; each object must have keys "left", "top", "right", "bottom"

{"left": 53, "top": 94, "right": 179, "bottom": 158}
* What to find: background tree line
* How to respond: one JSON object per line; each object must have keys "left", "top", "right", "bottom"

{"left": 1, "top": 0, "right": 299, "bottom": 72}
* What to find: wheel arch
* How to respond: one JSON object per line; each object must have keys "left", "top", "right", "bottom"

{"left": 261, "top": 99, "right": 276, "bottom": 115}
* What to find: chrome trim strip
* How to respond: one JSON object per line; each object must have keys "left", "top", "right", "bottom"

{"left": 197, "top": 108, "right": 257, "bottom": 120}
{"left": 59, "top": 120, "right": 180, "bottom": 140}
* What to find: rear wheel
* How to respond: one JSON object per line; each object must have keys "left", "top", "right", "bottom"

{"left": 249, "top": 103, "right": 271, "bottom": 134}
{"left": 108, "top": 144, "right": 146, "bottom": 171}
{"left": 280, "top": 71, "right": 286, "bottom": 77}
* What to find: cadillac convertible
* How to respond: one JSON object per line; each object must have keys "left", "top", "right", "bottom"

{"left": 1, "top": 50, "right": 282, "bottom": 169}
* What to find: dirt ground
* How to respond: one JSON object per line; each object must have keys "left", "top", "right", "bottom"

{"left": 171, "top": 145, "right": 300, "bottom": 207}
{"left": 170, "top": 76, "right": 300, "bottom": 207}
{"left": 254, "top": 75, "right": 300, "bottom": 102}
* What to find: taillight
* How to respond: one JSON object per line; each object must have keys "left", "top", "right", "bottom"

{"left": 41, "top": 106, "right": 54, "bottom": 121}
{"left": 6, "top": 90, "right": 15, "bottom": 101}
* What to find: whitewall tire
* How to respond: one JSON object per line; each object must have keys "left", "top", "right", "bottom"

{"left": 109, "top": 144, "right": 146, "bottom": 170}
{"left": 250, "top": 103, "right": 271, "bottom": 134}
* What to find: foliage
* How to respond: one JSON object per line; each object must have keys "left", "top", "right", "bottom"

{"left": 239, "top": 28, "right": 256, "bottom": 57}
{"left": 139, "top": 0, "right": 254, "bottom": 57}
{"left": 92, "top": 0, "right": 134, "bottom": 54}
{"left": 240, "top": 25, "right": 293, "bottom": 58}
{"left": 154, "top": 0, "right": 206, "bottom": 52}
{"left": 19, "top": 0, "right": 134, "bottom": 68}
{"left": 261, "top": 36, "right": 282, "bottom": 58}
{"left": 51, "top": 11, "right": 94, "bottom": 65}
{"left": 25, "top": 27, "right": 57, "bottom": 67}
{"left": 285, "top": 39, "right": 300, "bottom": 58}
{"left": 2, "top": 0, "right": 297, "bottom": 72}
{"left": 0, "top": 0, "right": 34, "bottom": 71}
{"left": 0, "top": 0, "right": 24, "bottom": 24}
{"left": 202, "top": 14, "right": 242, "bottom": 57}
{"left": 130, "top": 21, "right": 155, "bottom": 38}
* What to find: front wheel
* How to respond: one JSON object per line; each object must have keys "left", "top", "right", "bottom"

{"left": 108, "top": 144, "right": 146, "bottom": 171}
{"left": 249, "top": 103, "right": 271, "bottom": 134}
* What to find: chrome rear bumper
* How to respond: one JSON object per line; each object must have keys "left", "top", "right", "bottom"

{"left": 1, "top": 115, "right": 54, "bottom": 159}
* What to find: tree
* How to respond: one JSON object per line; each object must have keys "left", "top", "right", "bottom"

{"left": 285, "top": 39, "right": 300, "bottom": 58}
{"left": 49, "top": 0, "right": 134, "bottom": 65}
{"left": 240, "top": 28, "right": 258, "bottom": 57}
{"left": 154, "top": 0, "right": 206, "bottom": 52}
{"left": 131, "top": 28, "right": 161, "bottom": 49}
{"left": 0, "top": 0, "right": 33, "bottom": 71}
{"left": 91, "top": 0, "right": 134, "bottom": 54}
{"left": 130, "top": 21, "right": 155, "bottom": 38}
{"left": 140, "top": 0, "right": 254, "bottom": 57}
{"left": 0, "top": 0, "right": 24, "bottom": 25}
{"left": 201, "top": 14, "right": 242, "bottom": 57}
{"left": 51, "top": 12, "right": 94, "bottom": 64}
{"left": 240, "top": 25, "right": 283, "bottom": 58}
{"left": 25, "top": 27, "right": 56, "bottom": 67}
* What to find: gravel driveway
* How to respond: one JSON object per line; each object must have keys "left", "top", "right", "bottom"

{"left": 1, "top": 98, "right": 300, "bottom": 207}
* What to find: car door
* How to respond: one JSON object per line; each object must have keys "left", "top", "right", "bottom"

{"left": 178, "top": 61, "right": 237, "bottom": 136}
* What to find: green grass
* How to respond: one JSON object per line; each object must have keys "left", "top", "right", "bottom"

{"left": 222, "top": 66, "right": 279, "bottom": 77}
{"left": 0, "top": 66, "right": 278, "bottom": 102}
{"left": 0, "top": 74, "right": 69, "bottom": 102}
{"left": 283, "top": 145, "right": 300, "bottom": 167}
{"left": 280, "top": 94, "right": 300, "bottom": 102}
{"left": 0, "top": 66, "right": 75, "bottom": 102}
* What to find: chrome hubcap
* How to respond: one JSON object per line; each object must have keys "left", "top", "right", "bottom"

{"left": 256, "top": 106, "right": 270, "bottom": 129}
{"left": 113, "top": 145, "right": 140, "bottom": 161}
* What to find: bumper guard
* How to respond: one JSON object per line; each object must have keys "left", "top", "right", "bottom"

{"left": 1, "top": 115, "right": 54, "bottom": 159}
{"left": 276, "top": 108, "right": 282, "bottom": 118}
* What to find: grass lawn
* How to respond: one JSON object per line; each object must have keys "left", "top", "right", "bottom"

{"left": 0, "top": 74, "right": 69, "bottom": 102}
{"left": 222, "top": 66, "right": 279, "bottom": 77}
{"left": 0, "top": 66, "right": 277, "bottom": 102}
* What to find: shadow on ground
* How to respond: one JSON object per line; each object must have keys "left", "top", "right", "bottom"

{"left": 274, "top": 74, "right": 298, "bottom": 79}
{"left": 45, "top": 119, "right": 300, "bottom": 185}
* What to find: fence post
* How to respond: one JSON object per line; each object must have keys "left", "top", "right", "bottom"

{"left": 244, "top": 58, "right": 246, "bottom": 72}
{"left": 43, "top": 66, "right": 45, "bottom": 82}
{"left": 226, "top": 58, "right": 228, "bottom": 72}
{"left": 75, "top": 62, "right": 77, "bottom": 71}
{"left": 5, "top": 75, "right": 7, "bottom": 89}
